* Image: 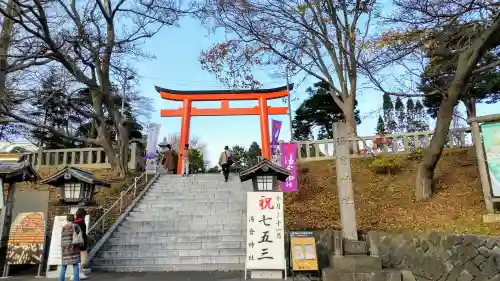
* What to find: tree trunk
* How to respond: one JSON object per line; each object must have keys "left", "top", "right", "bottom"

{"left": 343, "top": 98, "right": 359, "bottom": 154}
{"left": 95, "top": 124, "right": 128, "bottom": 178}
{"left": 463, "top": 98, "right": 477, "bottom": 118}
{"left": 415, "top": 76, "right": 473, "bottom": 200}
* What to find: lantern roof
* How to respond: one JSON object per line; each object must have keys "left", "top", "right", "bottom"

{"left": 239, "top": 159, "right": 290, "bottom": 182}
{"left": 0, "top": 161, "right": 39, "bottom": 183}
{"left": 40, "top": 166, "right": 111, "bottom": 187}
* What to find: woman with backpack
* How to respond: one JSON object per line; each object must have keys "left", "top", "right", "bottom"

{"left": 60, "top": 214, "right": 85, "bottom": 281}
{"left": 218, "top": 146, "right": 234, "bottom": 182}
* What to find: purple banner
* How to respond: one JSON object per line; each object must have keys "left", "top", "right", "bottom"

{"left": 271, "top": 119, "right": 282, "bottom": 155}
{"left": 280, "top": 142, "right": 298, "bottom": 192}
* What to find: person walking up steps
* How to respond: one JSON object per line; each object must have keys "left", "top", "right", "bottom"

{"left": 219, "top": 145, "right": 233, "bottom": 182}
{"left": 163, "top": 144, "right": 175, "bottom": 174}
{"left": 180, "top": 143, "right": 190, "bottom": 176}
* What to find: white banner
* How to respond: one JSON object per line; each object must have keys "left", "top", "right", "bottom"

{"left": 246, "top": 192, "right": 285, "bottom": 270}
{"left": 145, "top": 123, "right": 161, "bottom": 173}
{"left": 47, "top": 214, "right": 89, "bottom": 266}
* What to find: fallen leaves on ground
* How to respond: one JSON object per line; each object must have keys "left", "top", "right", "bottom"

{"left": 284, "top": 148, "right": 500, "bottom": 235}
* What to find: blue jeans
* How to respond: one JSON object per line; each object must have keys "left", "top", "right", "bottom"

{"left": 59, "top": 263, "right": 79, "bottom": 281}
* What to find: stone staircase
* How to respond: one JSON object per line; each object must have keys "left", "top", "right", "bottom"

{"left": 91, "top": 173, "right": 252, "bottom": 272}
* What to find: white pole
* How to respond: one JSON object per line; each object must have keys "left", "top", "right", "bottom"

{"left": 286, "top": 68, "right": 293, "bottom": 141}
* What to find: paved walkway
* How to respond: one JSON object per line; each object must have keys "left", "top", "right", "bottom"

{"left": 8, "top": 271, "right": 247, "bottom": 281}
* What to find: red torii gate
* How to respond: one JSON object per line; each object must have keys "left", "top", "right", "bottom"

{"left": 156, "top": 85, "right": 293, "bottom": 174}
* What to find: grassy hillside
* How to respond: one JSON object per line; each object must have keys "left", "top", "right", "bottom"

{"left": 284, "top": 148, "right": 500, "bottom": 235}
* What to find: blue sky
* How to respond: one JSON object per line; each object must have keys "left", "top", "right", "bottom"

{"left": 136, "top": 17, "right": 499, "bottom": 166}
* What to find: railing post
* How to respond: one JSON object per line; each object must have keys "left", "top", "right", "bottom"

{"left": 102, "top": 216, "right": 106, "bottom": 233}
{"left": 119, "top": 191, "right": 124, "bottom": 212}
{"left": 133, "top": 177, "right": 138, "bottom": 197}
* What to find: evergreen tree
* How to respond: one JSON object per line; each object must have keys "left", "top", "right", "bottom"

{"left": 405, "top": 99, "right": 417, "bottom": 132}
{"left": 382, "top": 93, "right": 397, "bottom": 133}
{"left": 375, "top": 115, "right": 385, "bottom": 134}
{"left": 246, "top": 142, "right": 262, "bottom": 166}
{"left": 414, "top": 100, "right": 430, "bottom": 131}
{"left": 394, "top": 97, "right": 406, "bottom": 132}
{"left": 28, "top": 73, "right": 86, "bottom": 148}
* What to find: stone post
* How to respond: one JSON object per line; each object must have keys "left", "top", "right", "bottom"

{"left": 332, "top": 122, "right": 358, "bottom": 241}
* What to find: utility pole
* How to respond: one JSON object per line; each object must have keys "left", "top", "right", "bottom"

{"left": 285, "top": 67, "right": 293, "bottom": 141}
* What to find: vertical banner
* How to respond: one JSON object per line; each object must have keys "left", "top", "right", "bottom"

{"left": 145, "top": 123, "right": 161, "bottom": 173}
{"left": 280, "top": 142, "right": 298, "bottom": 192}
{"left": 271, "top": 120, "right": 282, "bottom": 156}
{"left": 246, "top": 192, "right": 285, "bottom": 270}
{"left": 481, "top": 122, "right": 500, "bottom": 197}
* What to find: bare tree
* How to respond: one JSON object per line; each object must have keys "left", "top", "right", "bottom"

{"left": 166, "top": 133, "right": 206, "bottom": 154}
{"left": 200, "top": 0, "right": 376, "bottom": 134}
{"left": 0, "top": 0, "right": 200, "bottom": 177}
{"left": 361, "top": 0, "right": 500, "bottom": 200}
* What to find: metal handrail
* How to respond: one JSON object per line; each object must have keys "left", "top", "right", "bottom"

{"left": 88, "top": 170, "right": 148, "bottom": 233}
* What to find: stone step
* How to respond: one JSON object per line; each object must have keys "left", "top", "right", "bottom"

{"left": 97, "top": 248, "right": 245, "bottom": 258}
{"left": 124, "top": 215, "right": 245, "bottom": 224}
{"left": 330, "top": 256, "right": 383, "bottom": 271}
{"left": 128, "top": 208, "right": 245, "bottom": 216}
{"left": 90, "top": 263, "right": 245, "bottom": 272}
{"left": 322, "top": 269, "right": 401, "bottom": 281}
{"left": 145, "top": 189, "right": 246, "bottom": 194}
{"left": 137, "top": 197, "right": 242, "bottom": 203}
{"left": 112, "top": 229, "right": 245, "bottom": 237}
{"left": 91, "top": 256, "right": 244, "bottom": 266}
{"left": 126, "top": 212, "right": 245, "bottom": 221}
{"left": 134, "top": 203, "right": 245, "bottom": 210}
{"left": 101, "top": 241, "right": 245, "bottom": 250}
{"left": 144, "top": 191, "right": 245, "bottom": 196}
{"left": 118, "top": 222, "right": 243, "bottom": 232}
{"left": 105, "top": 235, "right": 245, "bottom": 245}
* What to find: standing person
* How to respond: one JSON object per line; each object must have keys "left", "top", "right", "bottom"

{"left": 180, "top": 143, "right": 190, "bottom": 176}
{"left": 163, "top": 144, "right": 175, "bottom": 174}
{"left": 219, "top": 146, "right": 233, "bottom": 182}
{"left": 74, "top": 208, "right": 89, "bottom": 279}
{"left": 60, "top": 214, "right": 83, "bottom": 281}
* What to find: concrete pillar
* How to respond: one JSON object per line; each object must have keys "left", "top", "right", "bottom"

{"left": 332, "top": 122, "right": 358, "bottom": 241}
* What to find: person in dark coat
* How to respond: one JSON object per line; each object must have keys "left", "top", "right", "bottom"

{"left": 60, "top": 214, "right": 82, "bottom": 281}
{"left": 75, "top": 208, "right": 89, "bottom": 278}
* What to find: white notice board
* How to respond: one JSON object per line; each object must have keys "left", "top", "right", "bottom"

{"left": 246, "top": 192, "right": 285, "bottom": 270}
{"left": 47, "top": 214, "right": 89, "bottom": 266}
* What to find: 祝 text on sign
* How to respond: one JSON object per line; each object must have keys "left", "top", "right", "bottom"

{"left": 246, "top": 192, "right": 286, "bottom": 270}
{"left": 280, "top": 142, "right": 298, "bottom": 192}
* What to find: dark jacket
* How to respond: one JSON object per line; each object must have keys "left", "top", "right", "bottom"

{"left": 75, "top": 217, "right": 88, "bottom": 250}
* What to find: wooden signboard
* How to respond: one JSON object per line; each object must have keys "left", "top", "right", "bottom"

{"left": 290, "top": 231, "right": 318, "bottom": 272}
{"left": 6, "top": 212, "right": 46, "bottom": 265}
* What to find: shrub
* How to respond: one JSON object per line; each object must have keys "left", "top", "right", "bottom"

{"left": 370, "top": 156, "right": 401, "bottom": 174}
{"left": 408, "top": 147, "right": 424, "bottom": 161}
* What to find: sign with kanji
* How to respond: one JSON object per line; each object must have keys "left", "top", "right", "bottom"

{"left": 246, "top": 192, "right": 285, "bottom": 270}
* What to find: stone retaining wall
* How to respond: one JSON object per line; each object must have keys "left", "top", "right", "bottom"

{"left": 372, "top": 232, "right": 500, "bottom": 281}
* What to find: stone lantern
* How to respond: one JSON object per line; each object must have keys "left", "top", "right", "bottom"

{"left": 40, "top": 167, "right": 110, "bottom": 205}
{"left": 239, "top": 159, "right": 290, "bottom": 191}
